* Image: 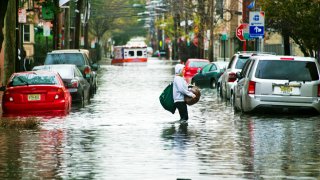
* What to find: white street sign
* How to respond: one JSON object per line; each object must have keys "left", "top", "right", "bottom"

{"left": 43, "top": 22, "right": 51, "bottom": 37}
{"left": 249, "top": 11, "right": 265, "bottom": 38}
{"left": 249, "top": 11, "right": 265, "bottom": 26}
{"left": 18, "top": 8, "right": 27, "bottom": 23}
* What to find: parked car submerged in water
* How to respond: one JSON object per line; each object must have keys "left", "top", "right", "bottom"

{"left": 32, "top": 64, "right": 91, "bottom": 107}
{"left": 233, "top": 55, "right": 320, "bottom": 113}
{"left": 183, "top": 58, "right": 210, "bottom": 84}
{"left": 191, "top": 61, "right": 228, "bottom": 89}
{"left": 45, "top": 49, "right": 98, "bottom": 97}
{"left": 219, "top": 51, "right": 275, "bottom": 100}
{"left": 0, "top": 71, "right": 72, "bottom": 116}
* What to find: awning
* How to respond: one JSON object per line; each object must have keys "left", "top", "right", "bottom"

{"left": 59, "top": 0, "right": 70, "bottom": 7}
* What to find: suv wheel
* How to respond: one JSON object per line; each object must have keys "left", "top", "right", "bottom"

{"left": 94, "top": 81, "right": 98, "bottom": 94}
{"left": 240, "top": 98, "right": 245, "bottom": 113}
{"left": 233, "top": 94, "right": 239, "bottom": 112}
{"left": 219, "top": 85, "right": 223, "bottom": 97}
{"left": 90, "top": 87, "right": 94, "bottom": 98}
{"left": 80, "top": 93, "right": 85, "bottom": 108}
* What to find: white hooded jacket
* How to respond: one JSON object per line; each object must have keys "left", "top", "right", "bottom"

{"left": 173, "top": 64, "right": 195, "bottom": 103}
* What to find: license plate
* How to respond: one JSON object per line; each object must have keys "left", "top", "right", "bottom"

{"left": 28, "top": 94, "right": 40, "bottom": 101}
{"left": 280, "top": 86, "right": 292, "bottom": 94}
{"left": 273, "top": 85, "right": 300, "bottom": 95}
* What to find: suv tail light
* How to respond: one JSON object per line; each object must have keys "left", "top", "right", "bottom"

{"left": 228, "top": 72, "right": 237, "bottom": 82}
{"left": 248, "top": 81, "right": 256, "bottom": 94}
{"left": 70, "top": 80, "right": 79, "bottom": 88}
{"left": 84, "top": 66, "right": 91, "bottom": 75}
{"left": 318, "top": 84, "right": 320, "bottom": 97}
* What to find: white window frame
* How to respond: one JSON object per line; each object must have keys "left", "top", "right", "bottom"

{"left": 23, "top": 24, "right": 31, "bottom": 42}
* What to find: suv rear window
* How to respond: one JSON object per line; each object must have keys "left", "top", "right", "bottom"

{"left": 255, "top": 60, "right": 319, "bottom": 81}
{"left": 235, "top": 56, "right": 250, "bottom": 69}
{"left": 45, "top": 53, "right": 85, "bottom": 66}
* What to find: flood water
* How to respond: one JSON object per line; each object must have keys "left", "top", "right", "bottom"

{"left": 1, "top": 58, "right": 320, "bottom": 179}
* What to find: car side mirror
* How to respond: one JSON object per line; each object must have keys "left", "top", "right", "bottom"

{"left": 0, "top": 86, "right": 6, "bottom": 91}
{"left": 236, "top": 72, "right": 243, "bottom": 79}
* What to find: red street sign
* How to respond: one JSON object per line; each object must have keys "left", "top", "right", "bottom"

{"left": 236, "top": 23, "right": 248, "bottom": 41}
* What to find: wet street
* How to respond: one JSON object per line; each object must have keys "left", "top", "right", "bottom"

{"left": 1, "top": 57, "right": 320, "bottom": 179}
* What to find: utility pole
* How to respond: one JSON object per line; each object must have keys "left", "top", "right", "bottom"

{"left": 52, "top": 0, "right": 62, "bottom": 50}
{"left": 197, "top": 0, "right": 205, "bottom": 59}
{"left": 242, "top": 0, "right": 249, "bottom": 51}
{"left": 83, "top": 0, "right": 89, "bottom": 49}
{"left": 208, "top": 0, "right": 214, "bottom": 62}
{"left": 17, "top": 0, "right": 24, "bottom": 72}
{"left": 172, "top": 0, "right": 180, "bottom": 60}
{"left": 64, "top": 2, "right": 70, "bottom": 49}
{"left": 74, "top": 0, "right": 83, "bottom": 49}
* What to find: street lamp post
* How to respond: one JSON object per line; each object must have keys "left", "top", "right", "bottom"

{"left": 74, "top": 0, "right": 82, "bottom": 49}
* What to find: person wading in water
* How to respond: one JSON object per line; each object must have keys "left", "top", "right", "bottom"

{"left": 173, "top": 64, "right": 196, "bottom": 122}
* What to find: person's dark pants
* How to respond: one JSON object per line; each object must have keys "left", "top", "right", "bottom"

{"left": 175, "top": 102, "right": 188, "bottom": 120}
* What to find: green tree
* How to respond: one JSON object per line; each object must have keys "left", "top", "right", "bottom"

{"left": 259, "top": 0, "right": 320, "bottom": 57}
{"left": 90, "top": 0, "right": 146, "bottom": 45}
{"left": 0, "top": 0, "right": 9, "bottom": 52}
{"left": 4, "top": 0, "right": 16, "bottom": 83}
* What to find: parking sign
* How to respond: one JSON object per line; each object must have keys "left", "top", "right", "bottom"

{"left": 249, "top": 11, "right": 265, "bottom": 38}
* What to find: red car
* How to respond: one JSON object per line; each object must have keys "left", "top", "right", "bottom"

{"left": 0, "top": 71, "right": 72, "bottom": 116}
{"left": 183, "top": 58, "right": 210, "bottom": 83}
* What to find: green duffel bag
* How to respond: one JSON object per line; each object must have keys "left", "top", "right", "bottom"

{"left": 159, "top": 82, "right": 176, "bottom": 114}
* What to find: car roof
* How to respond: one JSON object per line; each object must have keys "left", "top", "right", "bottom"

{"left": 49, "top": 49, "right": 87, "bottom": 55}
{"left": 34, "top": 64, "right": 77, "bottom": 68}
{"left": 33, "top": 64, "right": 77, "bottom": 72}
{"left": 13, "top": 70, "right": 59, "bottom": 76}
{"left": 236, "top": 51, "right": 276, "bottom": 55}
{"left": 251, "top": 55, "right": 316, "bottom": 62}
{"left": 187, "top": 58, "right": 209, "bottom": 61}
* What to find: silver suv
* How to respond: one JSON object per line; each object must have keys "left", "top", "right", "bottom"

{"left": 219, "top": 51, "right": 273, "bottom": 100}
{"left": 45, "top": 49, "right": 98, "bottom": 96}
{"left": 233, "top": 55, "right": 320, "bottom": 113}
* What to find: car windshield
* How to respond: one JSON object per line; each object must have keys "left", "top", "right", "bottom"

{"left": 235, "top": 57, "right": 250, "bottom": 69}
{"left": 45, "top": 53, "right": 85, "bottom": 66}
{"left": 189, "top": 61, "right": 209, "bottom": 68}
{"left": 10, "top": 74, "right": 58, "bottom": 86}
{"left": 255, "top": 60, "right": 319, "bottom": 81}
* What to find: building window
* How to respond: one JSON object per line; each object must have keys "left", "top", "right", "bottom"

{"left": 23, "top": 24, "right": 30, "bottom": 42}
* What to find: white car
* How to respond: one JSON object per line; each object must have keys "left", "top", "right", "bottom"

{"left": 233, "top": 55, "right": 320, "bottom": 113}
{"left": 219, "top": 52, "right": 254, "bottom": 99}
{"left": 219, "top": 51, "right": 275, "bottom": 100}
